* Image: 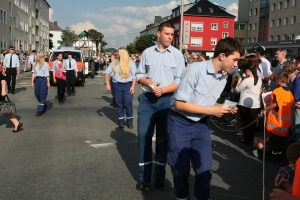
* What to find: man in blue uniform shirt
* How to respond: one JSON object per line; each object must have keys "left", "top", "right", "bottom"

{"left": 168, "top": 37, "right": 244, "bottom": 200}
{"left": 135, "top": 22, "right": 185, "bottom": 190}
{"left": 64, "top": 52, "right": 78, "bottom": 96}
{"left": 27, "top": 50, "right": 36, "bottom": 71}
{"left": 3, "top": 46, "right": 20, "bottom": 94}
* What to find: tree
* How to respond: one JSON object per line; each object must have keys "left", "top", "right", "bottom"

{"left": 134, "top": 34, "right": 155, "bottom": 53}
{"left": 58, "top": 27, "right": 76, "bottom": 46}
{"left": 49, "top": 33, "right": 54, "bottom": 49}
{"left": 87, "top": 29, "right": 108, "bottom": 53}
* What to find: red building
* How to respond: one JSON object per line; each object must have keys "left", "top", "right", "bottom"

{"left": 169, "top": 0, "right": 235, "bottom": 53}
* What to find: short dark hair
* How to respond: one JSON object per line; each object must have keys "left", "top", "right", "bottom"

{"left": 213, "top": 37, "right": 244, "bottom": 58}
{"left": 67, "top": 52, "right": 72, "bottom": 55}
{"left": 287, "top": 143, "right": 300, "bottom": 163}
{"left": 276, "top": 72, "right": 289, "bottom": 83}
{"left": 295, "top": 55, "right": 300, "bottom": 63}
{"left": 256, "top": 46, "right": 265, "bottom": 56}
{"left": 158, "top": 22, "right": 175, "bottom": 32}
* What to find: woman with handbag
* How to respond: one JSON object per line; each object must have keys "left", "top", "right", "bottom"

{"left": 52, "top": 53, "right": 67, "bottom": 105}
{"left": 31, "top": 51, "right": 50, "bottom": 116}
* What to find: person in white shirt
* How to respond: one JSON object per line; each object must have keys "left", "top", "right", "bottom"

{"left": 3, "top": 46, "right": 20, "bottom": 94}
{"left": 256, "top": 46, "right": 271, "bottom": 89}
{"left": 235, "top": 58, "right": 262, "bottom": 144}
{"left": 27, "top": 50, "right": 36, "bottom": 71}
{"left": 64, "top": 52, "right": 77, "bottom": 96}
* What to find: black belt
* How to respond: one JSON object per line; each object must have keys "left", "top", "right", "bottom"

{"left": 144, "top": 92, "right": 174, "bottom": 98}
{"left": 168, "top": 109, "right": 208, "bottom": 123}
{"left": 35, "top": 76, "right": 46, "bottom": 78}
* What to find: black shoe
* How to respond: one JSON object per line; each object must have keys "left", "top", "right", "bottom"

{"left": 59, "top": 101, "right": 63, "bottom": 105}
{"left": 8, "top": 90, "right": 11, "bottom": 93}
{"left": 127, "top": 123, "right": 133, "bottom": 129}
{"left": 11, "top": 91, "right": 15, "bottom": 94}
{"left": 36, "top": 112, "right": 43, "bottom": 116}
{"left": 113, "top": 104, "right": 117, "bottom": 108}
{"left": 154, "top": 178, "right": 165, "bottom": 188}
{"left": 110, "top": 103, "right": 114, "bottom": 106}
{"left": 136, "top": 180, "right": 150, "bottom": 190}
{"left": 12, "top": 122, "right": 23, "bottom": 133}
{"left": 72, "top": 92, "right": 75, "bottom": 96}
{"left": 67, "top": 93, "right": 71, "bottom": 97}
{"left": 119, "top": 123, "right": 125, "bottom": 128}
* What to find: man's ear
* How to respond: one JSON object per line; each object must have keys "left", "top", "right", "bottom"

{"left": 218, "top": 53, "right": 224, "bottom": 61}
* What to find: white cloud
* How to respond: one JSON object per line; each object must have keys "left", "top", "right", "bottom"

{"left": 226, "top": 3, "right": 238, "bottom": 20}
{"left": 49, "top": 8, "right": 53, "bottom": 21}
{"left": 70, "top": 21, "right": 98, "bottom": 34}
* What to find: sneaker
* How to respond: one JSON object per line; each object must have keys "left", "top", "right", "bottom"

{"left": 136, "top": 180, "right": 150, "bottom": 190}
{"left": 154, "top": 178, "right": 165, "bottom": 188}
{"left": 119, "top": 123, "right": 124, "bottom": 128}
{"left": 227, "top": 122, "right": 237, "bottom": 126}
{"left": 237, "top": 131, "right": 243, "bottom": 136}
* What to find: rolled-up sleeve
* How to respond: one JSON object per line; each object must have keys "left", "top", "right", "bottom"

{"left": 174, "top": 52, "right": 185, "bottom": 85}
{"left": 105, "top": 61, "right": 115, "bottom": 75}
{"left": 45, "top": 63, "right": 50, "bottom": 77}
{"left": 135, "top": 51, "right": 146, "bottom": 81}
{"left": 130, "top": 61, "right": 136, "bottom": 79}
{"left": 175, "top": 65, "right": 198, "bottom": 102}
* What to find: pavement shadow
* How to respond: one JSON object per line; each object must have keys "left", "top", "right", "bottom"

{"left": 96, "top": 106, "right": 118, "bottom": 124}
{"left": 44, "top": 101, "right": 53, "bottom": 113}
{"left": 101, "top": 95, "right": 113, "bottom": 104}
{"left": 0, "top": 114, "right": 21, "bottom": 129}
{"left": 14, "top": 87, "right": 27, "bottom": 94}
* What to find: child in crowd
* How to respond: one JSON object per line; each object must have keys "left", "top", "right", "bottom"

{"left": 264, "top": 72, "right": 295, "bottom": 160}
{"left": 275, "top": 143, "right": 300, "bottom": 193}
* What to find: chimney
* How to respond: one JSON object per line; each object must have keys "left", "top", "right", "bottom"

{"left": 54, "top": 21, "right": 57, "bottom": 26}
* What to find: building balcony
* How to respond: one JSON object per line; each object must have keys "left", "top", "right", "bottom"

{"left": 35, "top": 35, "right": 39, "bottom": 41}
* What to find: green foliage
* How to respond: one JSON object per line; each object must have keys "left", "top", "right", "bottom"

{"left": 87, "top": 29, "right": 108, "bottom": 53}
{"left": 127, "top": 34, "right": 155, "bottom": 54}
{"left": 58, "top": 27, "right": 76, "bottom": 46}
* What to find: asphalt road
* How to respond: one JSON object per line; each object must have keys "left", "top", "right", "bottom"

{"left": 0, "top": 72, "right": 280, "bottom": 200}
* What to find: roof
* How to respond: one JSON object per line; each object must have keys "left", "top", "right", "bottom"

{"left": 72, "top": 30, "right": 96, "bottom": 41}
{"left": 177, "top": 0, "right": 236, "bottom": 18}
{"left": 49, "top": 21, "right": 63, "bottom": 31}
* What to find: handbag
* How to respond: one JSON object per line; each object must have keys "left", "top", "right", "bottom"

{"left": 0, "top": 95, "right": 16, "bottom": 114}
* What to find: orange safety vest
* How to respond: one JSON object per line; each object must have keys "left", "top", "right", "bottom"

{"left": 266, "top": 87, "right": 294, "bottom": 136}
{"left": 292, "top": 157, "right": 300, "bottom": 197}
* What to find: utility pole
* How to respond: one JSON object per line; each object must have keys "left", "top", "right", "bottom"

{"left": 179, "top": 0, "right": 184, "bottom": 52}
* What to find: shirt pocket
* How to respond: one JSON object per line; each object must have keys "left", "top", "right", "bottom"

{"left": 163, "top": 60, "right": 176, "bottom": 69}
{"left": 195, "top": 86, "right": 210, "bottom": 105}
{"left": 145, "top": 61, "right": 155, "bottom": 73}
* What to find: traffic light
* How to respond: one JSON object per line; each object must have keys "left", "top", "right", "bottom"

{"left": 151, "top": 35, "right": 157, "bottom": 44}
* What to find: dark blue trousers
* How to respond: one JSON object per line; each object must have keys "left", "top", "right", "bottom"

{"left": 110, "top": 78, "right": 115, "bottom": 104}
{"left": 112, "top": 82, "right": 133, "bottom": 123}
{"left": 137, "top": 93, "right": 170, "bottom": 181}
{"left": 168, "top": 114, "right": 212, "bottom": 200}
{"left": 34, "top": 77, "right": 48, "bottom": 112}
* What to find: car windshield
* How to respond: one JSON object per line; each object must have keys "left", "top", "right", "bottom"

{"left": 50, "top": 51, "right": 81, "bottom": 62}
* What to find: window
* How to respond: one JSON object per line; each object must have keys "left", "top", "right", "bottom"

{"left": 211, "top": 23, "right": 218, "bottom": 30}
{"left": 0, "top": 10, "right": 7, "bottom": 24}
{"left": 224, "top": 22, "right": 228, "bottom": 28}
{"left": 222, "top": 32, "right": 229, "bottom": 38}
{"left": 292, "top": 0, "right": 297, "bottom": 6}
{"left": 278, "top": 1, "right": 282, "bottom": 10}
{"left": 284, "top": 17, "right": 288, "bottom": 25}
{"left": 252, "top": 37, "right": 256, "bottom": 42}
{"left": 248, "top": 24, "right": 252, "bottom": 30}
{"left": 191, "top": 37, "right": 203, "bottom": 46}
{"left": 247, "top": 38, "right": 250, "bottom": 43}
{"left": 249, "top": 9, "right": 252, "bottom": 16}
{"left": 211, "top": 38, "right": 217, "bottom": 45}
{"left": 197, "top": 7, "right": 202, "bottom": 12}
{"left": 253, "top": 23, "right": 256, "bottom": 30}
{"left": 191, "top": 23, "right": 203, "bottom": 31}
{"left": 290, "top": 34, "right": 295, "bottom": 39}
{"left": 276, "top": 35, "right": 280, "bottom": 41}
{"left": 271, "top": 3, "right": 276, "bottom": 11}
{"left": 270, "top": 20, "right": 274, "bottom": 27}
{"left": 283, "top": 34, "right": 288, "bottom": 40}
{"left": 277, "top": 18, "right": 281, "bottom": 26}
{"left": 254, "top": 8, "right": 257, "bottom": 15}
{"left": 14, "top": 17, "right": 19, "bottom": 28}
{"left": 269, "top": 36, "right": 273, "bottom": 41}
{"left": 291, "top": 16, "right": 296, "bottom": 24}
{"left": 0, "top": 36, "right": 7, "bottom": 49}
{"left": 234, "top": 24, "right": 245, "bottom": 30}
{"left": 9, "top": 2, "right": 12, "bottom": 17}
{"left": 235, "top": 38, "right": 245, "bottom": 43}
{"left": 285, "top": 0, "right": 290, "bottom": 8}
{"left": 209, "top": 8, "right": 213, "bottom": 13}
{"left": 9, "top": 26, "right": 12, "bottom": 41}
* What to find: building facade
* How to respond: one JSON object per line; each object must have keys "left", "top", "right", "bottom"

{"left": 49, "top": 21, "right": 62, "bottom": 50}
{"left": 238, "top": 0, "right": 300, "bottom": 58}
{"left": 0, "top": 0, "right": 50, "bottom": 52}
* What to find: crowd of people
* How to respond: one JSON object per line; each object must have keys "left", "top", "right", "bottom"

{"left": 1, "top": 20, "right": 300, "bottom": 199}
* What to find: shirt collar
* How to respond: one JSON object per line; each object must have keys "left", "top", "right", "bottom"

{"left": 280, "top": 59, "right": 287, "bottom": 65}
{"left": 154, "top": 45, "right": 172, "bottom": 53}
{"left": 206, "top": 60, "right": 224, "bottom": 79}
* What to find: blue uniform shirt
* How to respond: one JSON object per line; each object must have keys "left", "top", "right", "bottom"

{"left": 32, "top": 62, "right": 50, "bottom": 77}
{"left": 170, "top": 60, "right": 227, "bottom": 121}
{"left": 105, "top": 59, "right": 136, "bottom": 83}
{"left": 136, "top": 45, "right": 185, "bottom": 92}
{"left": 4, "top": 53, "right": 20, "bottom": 68}
{"left": 64, "top": 58, "right": 77, "bottom": 70}
{"left": 28, "top": 55, "right": 36, "bottom": 65}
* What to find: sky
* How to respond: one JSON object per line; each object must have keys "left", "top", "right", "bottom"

{"left": 48, "top": 0, "right": 238, "bottom": 49}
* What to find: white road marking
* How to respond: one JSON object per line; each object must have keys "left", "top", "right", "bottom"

{"left": 88, "top": 138, "right": 155, "bottom": 149}
{"left": 90, "top": 143, "right": 116, "bottom": 148}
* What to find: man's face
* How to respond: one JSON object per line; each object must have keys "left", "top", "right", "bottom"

{"left": 220, "top": 52, "right": 240, "bottom": 73}
{"left": 275, "top": 50, "right": 285, "bottom": 62}
{"left": 68, "top": 54, "right": 72, "bottom": 59}
{"left": 9, "top": 49, "right": 14, "bottom": 54}
{"left": 157, "top": 27, "right": 174, "bottom": 48}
